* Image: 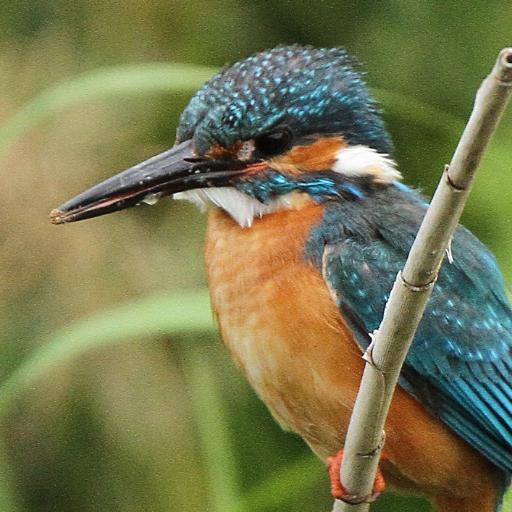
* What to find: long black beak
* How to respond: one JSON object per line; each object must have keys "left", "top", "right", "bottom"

{"left": 50, "top": 139, "right": 249, "bottom": 224}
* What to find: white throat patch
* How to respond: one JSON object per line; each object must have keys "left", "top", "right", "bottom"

{"left": 332, "top": 145, "right": 400, "bottom": 183}
{"left": 173, "top": 188, "right": 304, "bottom": 228}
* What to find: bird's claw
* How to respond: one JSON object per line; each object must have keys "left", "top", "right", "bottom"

{"left": 327, "top": 449, "right": 386, "bottom": 504}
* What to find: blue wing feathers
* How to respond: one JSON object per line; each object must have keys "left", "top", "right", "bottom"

{"left": 314, "top": 185, "right": 512, "bottom": 474}
{"left": 494, "top": 367, "right": 512, "bottom": 407}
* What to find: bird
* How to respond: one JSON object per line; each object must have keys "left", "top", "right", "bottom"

{"left": 50, "top": 45, "right": 512, "bottom": 512}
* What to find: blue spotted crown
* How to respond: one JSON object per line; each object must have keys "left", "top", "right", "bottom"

{"left": 177, "top": 45, "right": 393, "bottom": 155}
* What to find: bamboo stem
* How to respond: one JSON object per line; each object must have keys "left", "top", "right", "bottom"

{"left": 333, "top": 48, "right": 512, "bottom": 512}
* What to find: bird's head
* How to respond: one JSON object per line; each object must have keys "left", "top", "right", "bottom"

{"left": 51, "top": 45, "right": 401, "bottom": 228}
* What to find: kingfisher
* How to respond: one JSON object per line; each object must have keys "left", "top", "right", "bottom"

{"left": 50, "top": 45, "right": 512, "bottom": 512}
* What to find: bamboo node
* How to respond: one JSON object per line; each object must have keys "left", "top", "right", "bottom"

{"left": 443, "top": 164, "right": 466, "bottom": 192}
{"left": 399, "top": 271, "right": 436, "bottom": 292}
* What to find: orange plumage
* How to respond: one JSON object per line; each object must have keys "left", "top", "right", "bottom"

{"left": 269, "top": 136, "right": 345, "bottom": 174}
{"left": 205, "top": 204, "right": 503, "bottom": 512}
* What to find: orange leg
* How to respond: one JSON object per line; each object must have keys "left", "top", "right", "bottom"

{"left": 327, "top": 449, "right": 386, "bottom": 504}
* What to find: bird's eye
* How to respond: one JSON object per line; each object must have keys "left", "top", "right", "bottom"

{"left": 254, "top": 127, "right": 293, "bottom": 158}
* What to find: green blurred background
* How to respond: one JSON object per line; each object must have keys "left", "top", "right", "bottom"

{"left": 0, "top": 1, "right": 511, "bottom": 511}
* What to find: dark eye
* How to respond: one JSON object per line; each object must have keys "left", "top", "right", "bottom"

{"left": 254, "top": 127, "right": 293, "bottom": 158}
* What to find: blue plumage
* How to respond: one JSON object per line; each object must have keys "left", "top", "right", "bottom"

{"left": 310, "top": 183, "right": 512, "bottom": 476}
{"left": 236, "top": 170, "right": 366, "bottom": 203}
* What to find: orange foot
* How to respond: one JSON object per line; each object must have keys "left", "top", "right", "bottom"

{"left": 327, "top": 449, "right": 386, "bottom": 504}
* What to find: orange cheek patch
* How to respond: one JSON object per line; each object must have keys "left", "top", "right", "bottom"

{"left": 207, "top": 142, "right": 243, "bottom": 160}
{"left": 269, "top": 136, "right": 346, "bottom": 174}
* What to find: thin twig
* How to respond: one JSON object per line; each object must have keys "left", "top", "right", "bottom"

{"left": 333, "top": 48, "right": 512, "bottom": 512}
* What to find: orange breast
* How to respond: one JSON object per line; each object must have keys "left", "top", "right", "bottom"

{"left": 205, "top": 205, "right": 503, "bottom": 511}
{"left": 206, "top": 203, "right": 362, "bottom": 455}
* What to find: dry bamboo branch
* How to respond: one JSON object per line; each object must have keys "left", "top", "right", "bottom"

{"left": 333, "top": 48, "right": 512, "bottom": 512}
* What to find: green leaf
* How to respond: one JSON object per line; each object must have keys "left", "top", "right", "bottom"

{"left": 183, "top": 346, "right": 240, "bottom": 512}
{"left": 0, "top": 63, "right": 216, "bottom": 158}
{"left": 0, "top": 290, "right": 214, "bottom": 418}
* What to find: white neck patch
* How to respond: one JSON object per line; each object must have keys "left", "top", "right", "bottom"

{"left": 332, "top": 145, "right": 401, "bottom": 184}
{"left": 173, "top": 188, "right": 306, "bottom": 228}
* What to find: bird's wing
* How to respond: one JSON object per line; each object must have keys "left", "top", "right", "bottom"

{"left": 322, "top": 219, "right": 512, "bottom": 473}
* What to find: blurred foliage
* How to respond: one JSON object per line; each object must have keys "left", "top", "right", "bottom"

{"left": 0, "top": 1, "right": 511, "bottom": 511}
